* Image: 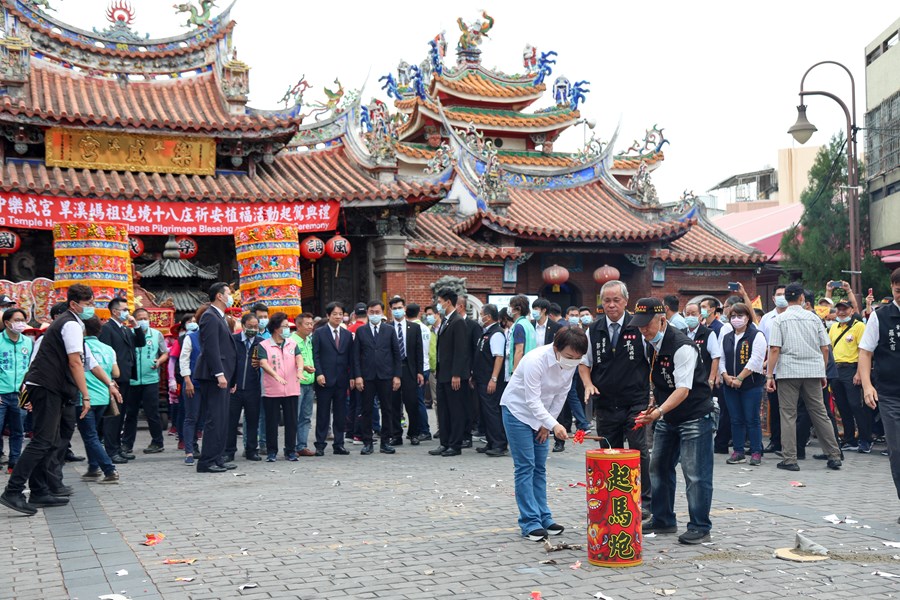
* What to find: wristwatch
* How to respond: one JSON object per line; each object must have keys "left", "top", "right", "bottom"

{"left": 490, "top": 376, "right": 498, "bottom": 382}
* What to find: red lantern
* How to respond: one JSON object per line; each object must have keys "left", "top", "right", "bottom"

{"left": 0, "top": 228, "right": 21, "bottom": 276}
{"left": 175, "top": 235, "right": 198, "bottom": 259}
{"left": 129, "top": 236, "right": 144, "bottom": 259}
{"left": 325, "top": 234, "right": 351, "bottom": 277}
{"left": 300, "top": 236, "right": 326, "bottom": 262}
{"left": 542, "top": 264, "right": 569, "bottom": 293}
{"left": 593, "top": 264, "right": 621, "bottom": 286}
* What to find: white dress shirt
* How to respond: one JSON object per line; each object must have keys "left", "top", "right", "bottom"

{"left": 500, "top": 344, "right": 577, "bottom": 430}
{"left": 687, "top": 324, "right": 722, "bottom": 359}
{"left": 534, "top": 320, "right": 547, "bottom": 346}
{"left": 580, "top": 314, "right": 626, "bottom": 368}
{"left": 718, "top": 329, "right": 767, "bottom": 375}
{"left": 859, "top": 301, "right": 900, "bottom": 352}
{"left": 648, "top": 328, "right": 697, "bottom": 390}
{"left": 179, "top": 334, "right": 194, "bottom": 377}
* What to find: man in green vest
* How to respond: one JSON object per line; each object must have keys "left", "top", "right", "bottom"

{"left": 121, "top": 308, "right": 167, "bottom": 455}
{"left": 507, "top": 295, "right": 537, "bottom": 377}
{"left": 291, "top": 313, "right": 317, "bottom": 456}
{"left": 0, "top": 308, "right": 33, "bottom": 473}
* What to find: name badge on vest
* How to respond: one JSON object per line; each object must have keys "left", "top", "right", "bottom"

{"left": 623, "top": 334, "right": 638, "bottom": 361}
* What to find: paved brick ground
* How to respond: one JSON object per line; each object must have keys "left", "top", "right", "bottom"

{"left": 3, "top": 411, "right": 900, "bottom": 600}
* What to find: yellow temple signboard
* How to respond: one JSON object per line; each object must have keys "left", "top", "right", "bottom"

{"left": 46, "top": 129, "right": 216, "bottom": 176}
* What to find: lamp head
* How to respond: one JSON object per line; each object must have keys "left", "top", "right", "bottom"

{"left": 788, "top": 104, "right": 817, "bottom": 144}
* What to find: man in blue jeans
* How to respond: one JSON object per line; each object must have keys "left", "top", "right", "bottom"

{"left": 0, "top": 307, "right": 33, "bottom": 473}
{"left": 633, "top": 298, "right": 715, "bottom": 545}
{"left": 291, "top": 313, "right": 317, "bottom": 456}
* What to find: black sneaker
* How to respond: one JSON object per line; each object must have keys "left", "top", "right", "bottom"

{"left": 485, "top": 448, "right": 508, "bottom": 457}
{"left": 546, "top": 524, "right": 565, "bottom": 536}
{"left": 552, "top": 440, "right": 565, "bottom": 453}
{"left": 776, "top": 461, "right": 800, "bottom": 472}
{"left": 29, "top": 494, "right": 69, "bottom": 508}
{"left": 120, "top": 450, "right": 136, "bottom": 460}
{"left": 111, "top": 454, "right": 128, "bottom": 464}
{"left": 826, "top": 459, "right": 842, "bottom": 470}
{"left": 143, "top": 444, "right": 164, "bottom": 454}
{"left": 50, "top": 485, "right": 74, "bottom": 496}
{"left": 0, "top": 491, "right": 37, "bottom": 516}
{"left": 526, "top": 528, "right": 548, "bottom": 542}
{"left": 678, "top": 529, "right": 711, "bottom": 545}
{"left": 476, "top": 446, "right": 490, "bottom": 454}
{"left": 883, "top": 450, "right": 890, "bottom": 457}
{"left": 417, "top": 433, "right": 433, "bottom": 442}
{"left": 642, "top": 520, "right": 677, "bottom": 534}
{"left": 840, "top": 441, "right": 859, "bottom": 451}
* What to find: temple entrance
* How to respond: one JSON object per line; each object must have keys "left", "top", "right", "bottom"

{"left": 541, "top": 282, "right": 582, "bottom": 311}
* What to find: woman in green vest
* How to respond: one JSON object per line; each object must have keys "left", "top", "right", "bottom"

{"left": 507, "top": 295, "right": 537, "bottom": 377}
{"left": 79, "top": 317, "right": 120, "bottom": 484}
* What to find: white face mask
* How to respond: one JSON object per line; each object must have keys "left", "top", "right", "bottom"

{"left": 557, "top": 354, "right": 581, "bottom": 369}
{"left": 10, "top": 322, "right": 27, "bottom": 334}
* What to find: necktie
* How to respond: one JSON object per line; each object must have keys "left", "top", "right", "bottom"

{"left": 609, "top": 322, "right": 620, "bottom": 348}
{"left": 245, "top": 339, "right": 251, "bottom": 352}
{"left": 374, "top": 324, "right": 379, "bottom": 337}
{"left": 398, "top": 324, "right": 406, "bottom": 360}
{"left": 334, "top": 328, "right": 340, "bottom": 349}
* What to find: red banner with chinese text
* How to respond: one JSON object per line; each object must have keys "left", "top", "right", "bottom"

{"left": 0, "top": 192, "right": 340, "bottom": 236}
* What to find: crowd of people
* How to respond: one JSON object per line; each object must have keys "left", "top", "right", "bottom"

{"left": 1, "top": 270, "right": 898, "bottom": 544}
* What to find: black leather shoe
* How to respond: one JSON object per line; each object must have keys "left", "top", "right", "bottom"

{"left": 29, "top": 494, "right": 69, "bottom": 507}
{"left": 776, "top": 461, "right": 800, "bottom": 472}
{"left": 143, "top": 445, "right": 164, "bottom": 454}
{"left": 461, "top": 439, "right": 473, "bottom": 449}
{"left": 361, "top": 444, "right": 374, "bottom": 455}
{"left": 222, "top": 463, "right": 238, "bottom": 470}
{"left": 476, "top": 445, "right": 490, "bottom": 454}
{"left": 50, "top": 485, "right": 74, "bottom": 497}
{"left": 763, "top": 443, "right": 780, "bottom": 454}
{"left": 333, "top": 447, "right": 350, "bottom": 455}
{"left": 120, "top": 450, "right": 136, "bottom": 460}
{"left": 380, "top": 444, "right": 396, "bottom": 454}
{"left": 314, "top": 448, "right": 325, "bottom": 457}
{"left": 111, "top": 454, "right": 128, "bottom": 464}
{"left": 429, "top": 446, "right": 448, "bottom": 456}
{"left": 65, "top": 450, "right": 85, "bottom": 462}
{"left": 246, "top": 453, "right": 262, "bottom": 461}
{"left": 410, "top": 437, "right": 420, "bottom": 446}
{"left": 552, "top": 440, "right": 565, "bottom": 453}
{"left": 224, "top": 453, "right": 235, "bottom": 463}
{"left": 389, "top": 437, "right": 403, "bottom": 446}
{"left": 417, "top": 433, "right": 433, "bottom": 442}
{"left": 827, "top": 459, "right": 842, "bottom": 470}
{"left": 485, "top": 448, "right": 508, "bottom": 457}
{"left": 0, "top": 491, "right": 37, "bottom": 515}
{"left": 197, "top": 465, "right": 227, "bottom": 473}
{"left": 441, "top": 448, "right": 462, "bottom": 457}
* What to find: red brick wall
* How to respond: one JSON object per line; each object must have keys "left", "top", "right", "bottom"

{"left": 401, "top": 260, "right": 507, "bottom": 307}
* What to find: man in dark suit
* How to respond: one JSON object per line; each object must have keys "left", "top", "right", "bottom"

{"left": 388, "top": 296, "right": 424, "bottom": 446}
{"left": 455, "top": 294, "right": 481, "bottom": 446}
{"left": 430, "top": 288, "right": 472, "bottom": 457}
{"left": 98, "top": 296, "right": 146, "bottom": 463}
{"left": 312, "top": 301, "right": 354, "bottom": 456}
{"left": 226, "top": 313, "right": 263, "bottom": 462}
{"left": 534, "top": 298, "right": 563, "bottom": 346}
{"left": 352, "top": 300, "right": 401, "bottom": 455}
{"left": 193, "top": 282, "right": 238, "bottom": 473}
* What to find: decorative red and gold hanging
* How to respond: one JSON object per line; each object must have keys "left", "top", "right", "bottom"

{"left": 593, "top": 264, "right": 620, "bottom": 286}
{"left": 542, "top": 264, "right": 569, "bottom": 293}
{"left": 324, "top": 234, "right": 351, "bottom": 277}
{"left": 175, "top": 235, "right": 199, "bottom": 260}
{"left": 0, "top": 228, "right": 21, "bottom": 276}
{"left": 129, "top": 236, "right": 145, "bottom": 259}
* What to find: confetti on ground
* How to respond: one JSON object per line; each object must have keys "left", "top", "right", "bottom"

{"left": 873, "top": 571, "right": 900, "bottom": 579}
{"left": 594, "top": 592, "right": 616, "bottom": 600}
{"left": 790, "top": 481, "right": 805, "bottom": 487}
{"left": 736, "top": 482, "right": 751, "bottom": 487}
{"left": 654, "top": 589, "right": 677, "bottom": 596}
{"left": 239, "top": 583, "right": 259, "bottom": 591}
{"left": 115, "top": 569, "right": 128, "bottom": 576}
{"left": 175, "top": 577, "right": 195, "bottom": 582}
{"left": 884, "top": 542, "right": 900, "bottom": 548}
{"left": 570, "top": 560, "right": 582, "bottom": 570}
{"left": 141, "top": 533, "right": 165, "bottom": 546}
{"left": 163, "top": 558, "right": 197, "bottom": 565}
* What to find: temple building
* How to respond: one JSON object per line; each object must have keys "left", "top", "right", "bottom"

{"left": 0, "top": 2, "right": 761, "bottom": 324}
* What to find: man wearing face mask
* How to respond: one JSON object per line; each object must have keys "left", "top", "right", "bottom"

{"left": 699, "top": 298, "right": 723, "bottom": 336}
{"left": 633, "top": 298, "right": 715, "bottom": 544}
{"left": 473, "top": 304, "right": 508, "bottom": 456}
{"left": 387, "top": 296, "right": 424, "bottom": 447}
{"left": 98, "top": 297, "right": 146, "bottom": 464}
{"left": 759, "top": 285, "right": 789, "bottom": 454}
{"left": 533, "top": 299, "right": 561, "bottom": 347}
{"left": 120, "top": 308, "right": 167, "bottom": 456}
{"left": 430, "top": 288, "right": 472, "bottom": 456}
{"left": 249, "top": 303, "right": 269, "bottom": 453}
{"left": 508, "top": 295, "right": 537, "bottom": 376}
{"left": 828, "top": 298, "right": 871, "bottom": 453}
{"left": 407, "top": 303, "right": 433, "bottom": 442}
{"left": 579, "top": 307, "right": 594, "bottom": 329}
{"left": 0, "top": 308, "right": 33, "bottom": 474}
{"left": 226, "top": 313, "right": 263, "bottom": 462}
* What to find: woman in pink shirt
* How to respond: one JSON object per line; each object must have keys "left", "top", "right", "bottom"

{"left": 258, "top": 312, "right": 304, "bottom": 462}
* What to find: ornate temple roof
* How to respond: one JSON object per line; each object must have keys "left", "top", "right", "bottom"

{"left": 651, "top": 211, "right": 765, "bottom": 265}
{"left": 0, "top": 64, "right": 296, "bottom": 136}
{"left": 138, "top": 258, "right": 218, "bottom": 279}
{"left": 407, "top": 213, "right": 520, "bottom": 260}
{"left": 454, "top": 180, "right": 690, "bottom": 243}
{"left": 0, "top": 144, "right": 449, "bottom": 204}
{"left": 430, "top": 69, "right": 545, "bottom": 102}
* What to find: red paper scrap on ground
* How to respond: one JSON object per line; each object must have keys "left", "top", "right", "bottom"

{"left": 531, "top": 593, "right": 542, "bottom": 600}
{"left": 163, "top": 558, "right": 197, "bottom": 564}
{"left": 142, "top": 533, "right": 166, "bottom": 546}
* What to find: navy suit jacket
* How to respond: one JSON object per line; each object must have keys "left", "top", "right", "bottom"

{"left": 232, "top": 333, "right": 262, "bottom": 392}
{"left": 352, "top": 321, "right": 401, "bottom": 381}
{"left": 312, "top": 325, "right": 353, "bottom": 388}
{"left": 193, "top": 306, "right": 236, "bottom": 384}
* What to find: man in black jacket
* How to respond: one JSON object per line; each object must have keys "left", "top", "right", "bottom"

{"left": 226, "top": 313, "right": 263, "bottom": 462}
{"left": 352, "top": 300, "right": 401, "bottom": 455}
{"left": 388, "top": 297, "right": 424, "bottom": 446}
{"left": 312, "top": 302, "right": 354, "bottom": 456}
{"left": 473, "top": 304, "right": 507, "bottom": 456}
{"left": 533, "top": 298, "right": 562, "bottom": 346}
{"left": 98, "top": 296, "right": 145, "bottom": 463}
{"left": 430, "top": 288, "right": 472, "bottom": 457}
{"left": 193, "top": 282, "right": 238, "bottom": 473}
{"left": 455, "top": 294, "right": 481, "bottom": 446}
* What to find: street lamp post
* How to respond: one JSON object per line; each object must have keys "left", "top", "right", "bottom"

{"left": 787, "top": 60, "right": 861, "bottom": 296}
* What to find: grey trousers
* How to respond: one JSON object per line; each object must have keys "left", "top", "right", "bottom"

{"left": 880, "top": 394, "right": 900, "bottom": 500}
{"left": 777, "top": 378, "right": 841, "bottom": 464}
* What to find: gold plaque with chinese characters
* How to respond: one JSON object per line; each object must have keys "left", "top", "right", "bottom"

{"left": 45, "top": 129, "right": 216, "bottom": 176}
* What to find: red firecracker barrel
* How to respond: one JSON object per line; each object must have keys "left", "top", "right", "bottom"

{"left": 585, "top": 448, "right": 642, "bottom": 567}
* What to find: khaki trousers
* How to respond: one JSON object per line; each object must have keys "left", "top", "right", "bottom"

{"left": 777, "top": 378, "right": 841, "bottom": 464}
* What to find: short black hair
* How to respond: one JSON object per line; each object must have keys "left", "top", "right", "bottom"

{"left": 251, "top": 303, "right": 269, "bottom": 314}
{"left": 133, "top": 307, "right": 149, "bottom": 318}
{"left": 566, "top": 305, "right": 579, "bottom": 315}
{"left": 481, "top": 303, "right": 499, "bottom": 322}
{"left": 267, "top": 311, "right": 289, "bottom": 334}
{"left": 498, "top": 307, "right": 511, "bottom": 324}
{"left": 725, "top": 295, "right": 743, "bottom": 307}
{"left": 297, "top": 312, "right": 314, "bottom": 323}
{"left": 533, "top": 298, "right": 551, "bottom": 312}
{"left": 548, "top": 302, "right": 562, "bottom": 317}
{"left": 803, "top": 289, "right": 815, "bottom": 305}
{"left": 367, "top": 300, "right": 384, "bottom": 311}
{"left": 437, "top": 288, "right": 458, "bottom": 306}
{"left": 784, "top": 282, "right": 805, "bottom": 302}
{"left": 2, "top": 307, "right": 26, "bottom": 323}
{"left": 209, "top": 282, "right": 229, "bottom": 302}
{"left": 179, "top": 314, "right": 194, "bottom": 329}
{"left": 83, "top": 315, "right": 102, "bottom": 337}
{"left": 424, "top": 305, "right": 436, "bottom": 313}
{"left": 108, "top": 297, "right": 127, "bottom": 312}
{"left": 388, "top": 296, "right": 406, "bottom": 308}
{"left": 554, "top": 326, "right": 588, "bottom": 355}
{"left": 579, "top": 306, "right": 591, "bottom": 313}
{"left": 67, "top": 284, "right": 93, "bottom": 303}
{"left": 50, "top": 302, "right": 68, "bottom": 319}
{"left": 406, "top": 303, "right": 421, "bottom": 319}
{"left": 241, "top": 313, "right": 259, "bottom": 327}
{"left": 701, "top": 297, "right": 722, "bottom": 315}
{"left": 663, "top": 295, "right": 680, "bottom": 312}
{"left": 325, "top": 301, "right": 345, "bottom": 316}
{"left": 892, "top": 267, "right": 900, "bottom": 286}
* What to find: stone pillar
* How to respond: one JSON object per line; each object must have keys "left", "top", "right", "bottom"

{"left": 372, "top": 235, "right": 407, "bottom": 299}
